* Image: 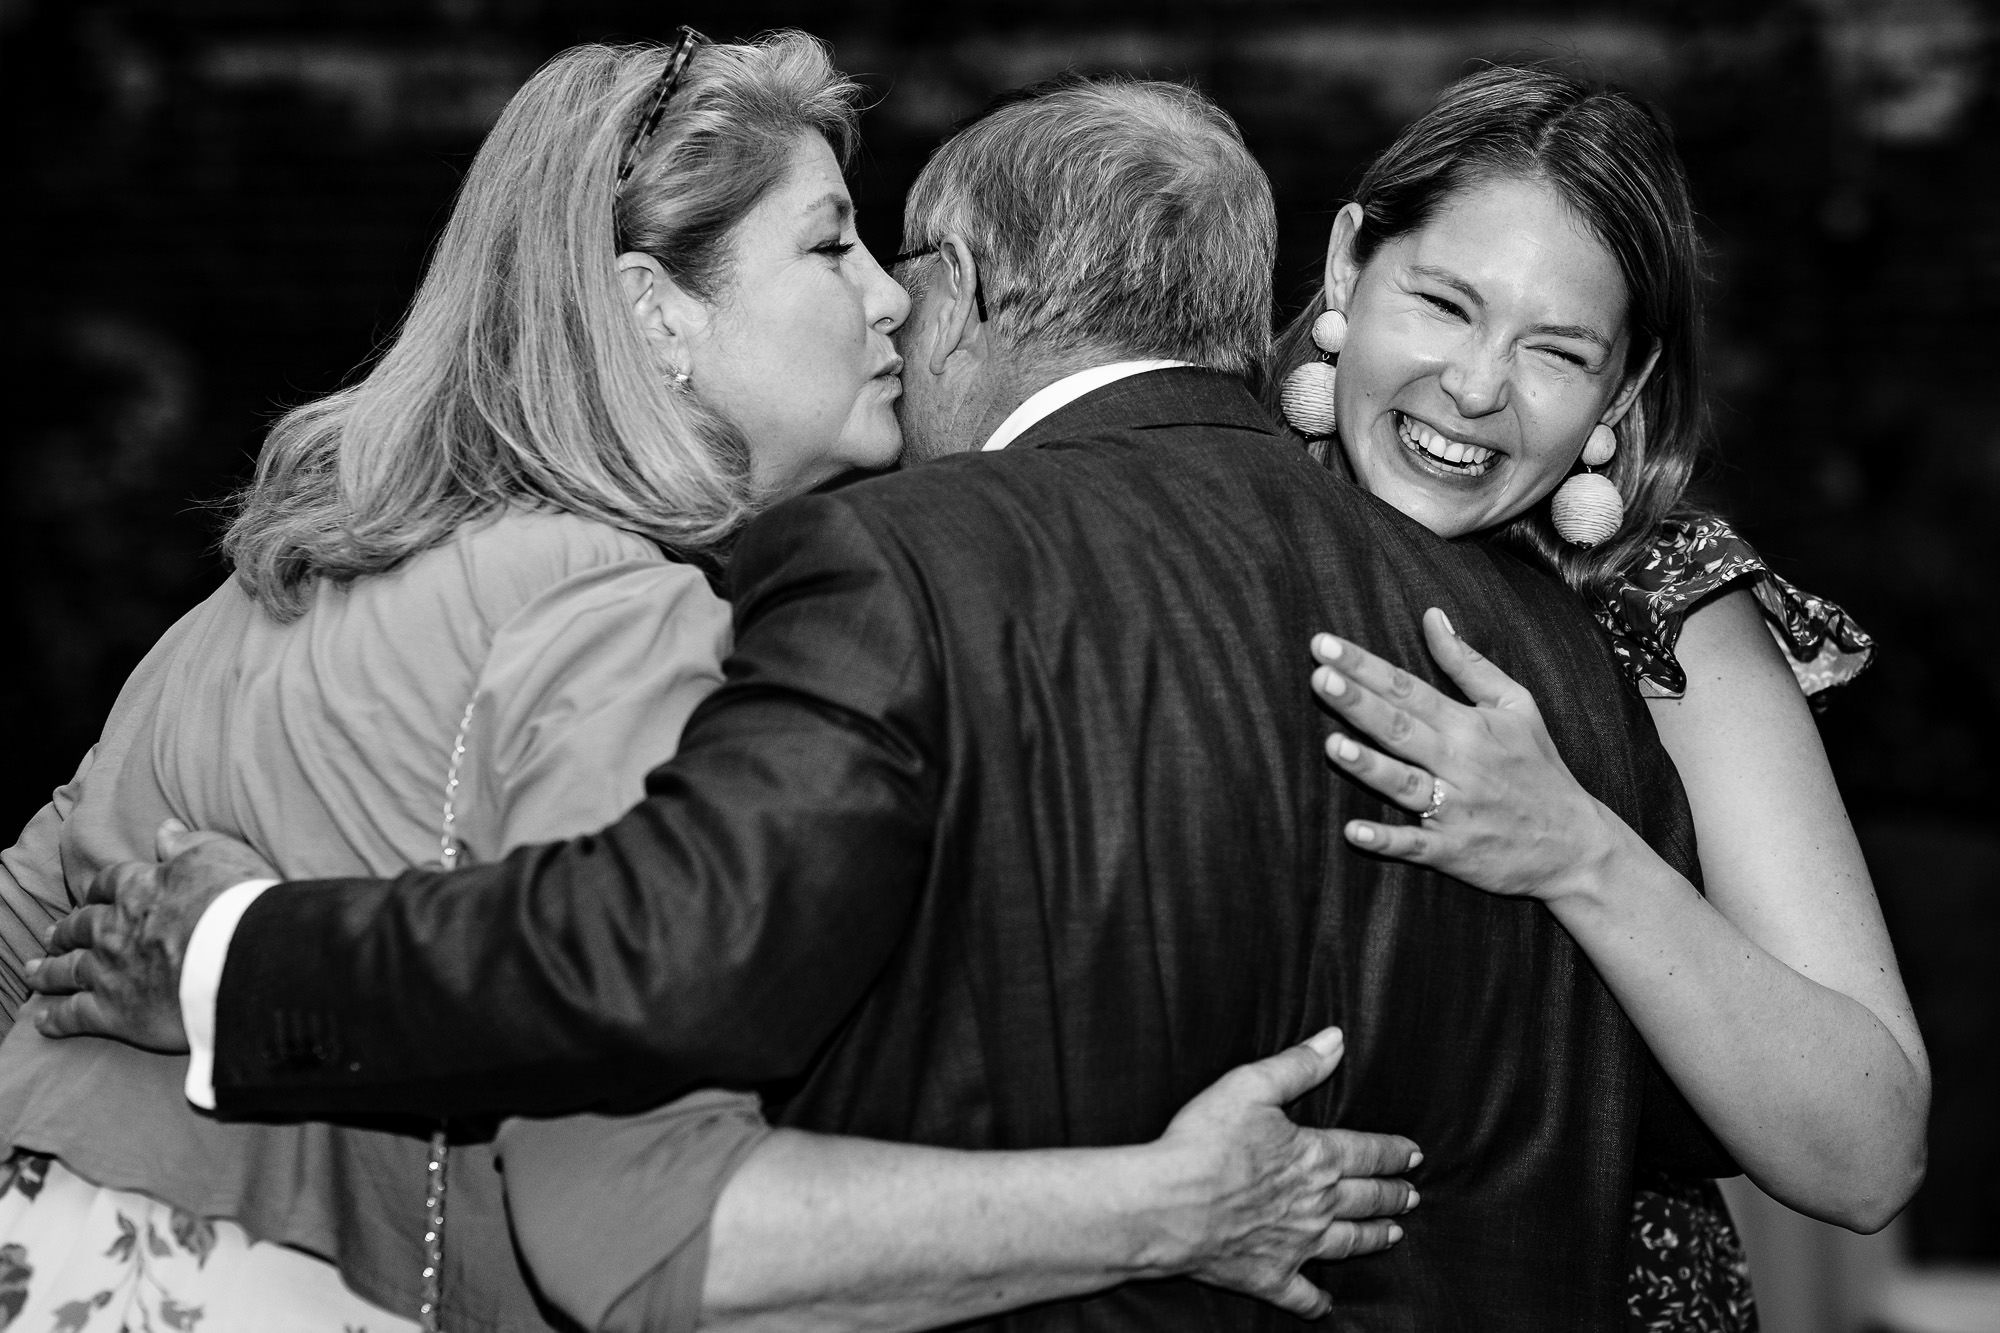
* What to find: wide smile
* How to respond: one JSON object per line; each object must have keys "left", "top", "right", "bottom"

{"left": 1395, "top": 412, "right": 1496, "bottom": 478}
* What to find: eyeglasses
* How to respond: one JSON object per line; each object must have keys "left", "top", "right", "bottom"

{"left": 890, "top": 243, "right": 989, "bottom": 322}
{"left": 616, "top": 27, "right": 708, "bottom": 185}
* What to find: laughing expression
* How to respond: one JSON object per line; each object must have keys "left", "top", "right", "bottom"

{"left": 1328, "top": 174, "right": 1654, "bottom": 540}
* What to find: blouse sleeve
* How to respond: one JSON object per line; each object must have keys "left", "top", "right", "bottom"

{"left": 0, "top": 594, "right": 206, "bottom": 1028}
{"left": 474, "top": 556, "right": 732, "bottom": 848}
{"left": 0, "top": 748, "right": 95, "bottom": 1029}
{"left": 1590, "top": 514, "right": 1876, "bottom": 703}
{"left": 473, "top": 552, "right": 774, "bottom": 1333}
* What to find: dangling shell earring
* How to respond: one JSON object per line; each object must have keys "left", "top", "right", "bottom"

{"left": 1278, "top": 308, "right": 1347, "bottom": 440}
{"left": 1550, "top": 421, "right": 1625, "bottom": 547}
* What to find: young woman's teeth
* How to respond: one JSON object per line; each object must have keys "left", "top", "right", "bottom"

{"left": 1398, "top": 415, "right": 1494, "bottom": 474}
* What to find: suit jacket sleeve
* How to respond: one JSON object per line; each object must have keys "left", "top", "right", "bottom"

{"left": 211, "top": 492, "right": 942, "bottom": 1120}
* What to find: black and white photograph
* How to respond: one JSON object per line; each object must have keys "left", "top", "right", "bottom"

{"left": 1, "top": 2, "right": 1994, "bottom": 1330}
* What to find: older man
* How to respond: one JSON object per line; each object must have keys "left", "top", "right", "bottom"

{"left": 37, "top": 77, "right": 1696, "bottom": 1328}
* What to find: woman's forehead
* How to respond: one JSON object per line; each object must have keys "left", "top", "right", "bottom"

{"left": 768, "top": 135, "right": 851, "bottom": 221}
{"left": 724, "top": 135, "right": 853, "bottom": 261}
{"left": 1396, "top": 176, "right": 1629, "bottom": 323}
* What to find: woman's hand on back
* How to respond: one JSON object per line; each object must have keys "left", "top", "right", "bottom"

{"left": 1150, "top": 1027, "right": 1418, "bottom": 1317}
{"left": 1309, "top": 607, "right": 1622, "bottom": 903}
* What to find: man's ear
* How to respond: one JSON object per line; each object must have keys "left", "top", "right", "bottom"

{"left": 616, "top": 251, "right": 706, "bottom": 369}
{"left": 1322, "top": 202, "right": 1367, "bottom": 314}
{"left": 918, "top": 236, "right": 987, "bottom": 377}
{"left": 1603, "top": 340, "right": 1663, "bottom": 431}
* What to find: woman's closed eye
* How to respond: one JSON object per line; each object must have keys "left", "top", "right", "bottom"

{"left": 813, "top": 237, "right": 857, "bottom": 261}
{"left": 1418, "top": 291, "right": 1467, "bottom": 320}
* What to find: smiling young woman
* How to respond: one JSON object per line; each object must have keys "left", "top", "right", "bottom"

{"left": 1269, "top": 63, "right": 1922, "bottom": 1333}
{"left": 1322, "top": 172, "right": 1656, "bottom": 542}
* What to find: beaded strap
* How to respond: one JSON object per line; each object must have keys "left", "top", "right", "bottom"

{"left": 420, "top": 697, "right": 477, "bottom": 1333}
{"left": 420, "top": 1132, "right": 448, "bottom": 1333}
{"left": 437, "top": 699, "right": 474, "bottom": 872}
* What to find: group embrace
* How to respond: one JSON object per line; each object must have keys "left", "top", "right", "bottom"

{"left": 0, "top": 28, "right": 1926, "bottom": 1333}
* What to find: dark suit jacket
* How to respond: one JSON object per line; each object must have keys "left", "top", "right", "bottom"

{"left": 217, "top": 369, "right": 1699, "bottom": 1329}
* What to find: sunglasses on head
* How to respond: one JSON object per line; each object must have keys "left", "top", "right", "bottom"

{"left": 616, "top": 26, "right": 708, "bottom": 185}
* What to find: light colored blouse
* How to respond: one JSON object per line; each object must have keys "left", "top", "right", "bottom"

{"left": 0, "top": 508, "right": 768, "bottom": 1331}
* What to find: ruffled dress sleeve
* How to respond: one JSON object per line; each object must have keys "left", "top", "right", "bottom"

{"left": 1590, "top": 514, "right": 1875, "bottom": 702}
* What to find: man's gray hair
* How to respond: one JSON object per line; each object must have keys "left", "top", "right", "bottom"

{"left": 902, "top": 76, "right": 1277, "bottom": 377}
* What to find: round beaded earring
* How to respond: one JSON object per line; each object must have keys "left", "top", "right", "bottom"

{"left": 1549, "top": 422, "right": 1625, "bottom": 547}
{"left": 1278, "top": 308, "right": 1347, "bottom": 439}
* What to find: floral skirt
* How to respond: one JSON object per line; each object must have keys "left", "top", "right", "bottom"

{"left": 1627, "top": 1173, "right": 1758, "bottom": 1331}
{"left": 0, "top": 1151, "right": 417, "bottom": 1333}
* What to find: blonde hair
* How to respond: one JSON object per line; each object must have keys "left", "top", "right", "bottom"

{"left": 226, "top": 32, "right": 861, "bottom": 620}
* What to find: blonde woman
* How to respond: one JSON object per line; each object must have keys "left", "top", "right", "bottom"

{"left": 0, "top": 33, "right": 1411, "bottom": 1333}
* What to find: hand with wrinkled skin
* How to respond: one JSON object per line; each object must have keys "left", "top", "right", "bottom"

{"left": 1152, "top": 1027, "right": 1420, "bottom": 1318}
{"left": 26, "top": 819, "right": 277, "bottom": 1051}
{"left": 1310, "top": 607, "right": 1622, "bottom": 905}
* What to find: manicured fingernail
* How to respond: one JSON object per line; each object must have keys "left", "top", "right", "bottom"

{"left": 1347, "top": 821, "right": 1376, "bottom": 845}
{"left": 1316, "top": 634, "right": 1342, "bottom": 661}
{"left": 160, "top": 818, "right": 187, "bottom": 834}
{"left": 1404, "top": 1189, "right": 1420, "bottom": 1211}
{"left": 39, "top": 926, "right": 52, "bottom": 947}
{"left": 1306, "top": 1026, "right": 1343, "bottom": 1056}
{"left": 23, "top": 959, "right": 39, "bottom": 979}
{"left": 1388, "top": 1224, "right": 1405, "bottom": 1243}
{"left": 1408, "top": 1150, "right": 1423, "bottom": 1169}
{"left": 1318, "top": 668, "right": 1346, "bottom": 696}
{"left": 1435, "top": 609, "right": 1456, "bottom": 638}
{"left": 1330, "top": 734, "right": 1360, "bottom": 763}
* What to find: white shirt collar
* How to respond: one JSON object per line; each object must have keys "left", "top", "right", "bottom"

{"left": 980, "top": 360, "right": 1193, "bottom": 452}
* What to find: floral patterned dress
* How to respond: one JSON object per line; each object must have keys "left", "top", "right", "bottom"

{"left": 0, "top": 1150, "right": 415, "bottom": 1333}
{"left": 1592, "top": 514, "right": 1875, "bottom": 1333}
{"left": 1595, "top": 515, "right": 1875, "bottom": 704}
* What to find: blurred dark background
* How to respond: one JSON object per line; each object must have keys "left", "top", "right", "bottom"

{"left": 2, "top": 0, "right": 1994, "bottom": 1286}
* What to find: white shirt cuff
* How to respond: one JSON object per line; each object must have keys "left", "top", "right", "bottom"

{"left": 181, "top": 878, "right": 279, "bottom": 1110}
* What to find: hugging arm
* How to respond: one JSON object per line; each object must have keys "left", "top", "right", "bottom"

{"left": 506, "top": 1032, "right": 1418, "bottom": 1333}
{"left": 697, "top": 1035, "right": 1413, "bottom": 1331}
{"left": 31, "top": 504, "right": 1423, "bottom": 1324}
{"left": 203, "top": 493, "right": 944, "bottom": 1119}
{"left": 1313, "top": 600, "right": 1928, "bottom": 1230}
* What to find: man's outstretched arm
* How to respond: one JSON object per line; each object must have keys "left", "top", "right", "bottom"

{"left": 32, "top": 493, "right": 944, "bottom": 1120}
